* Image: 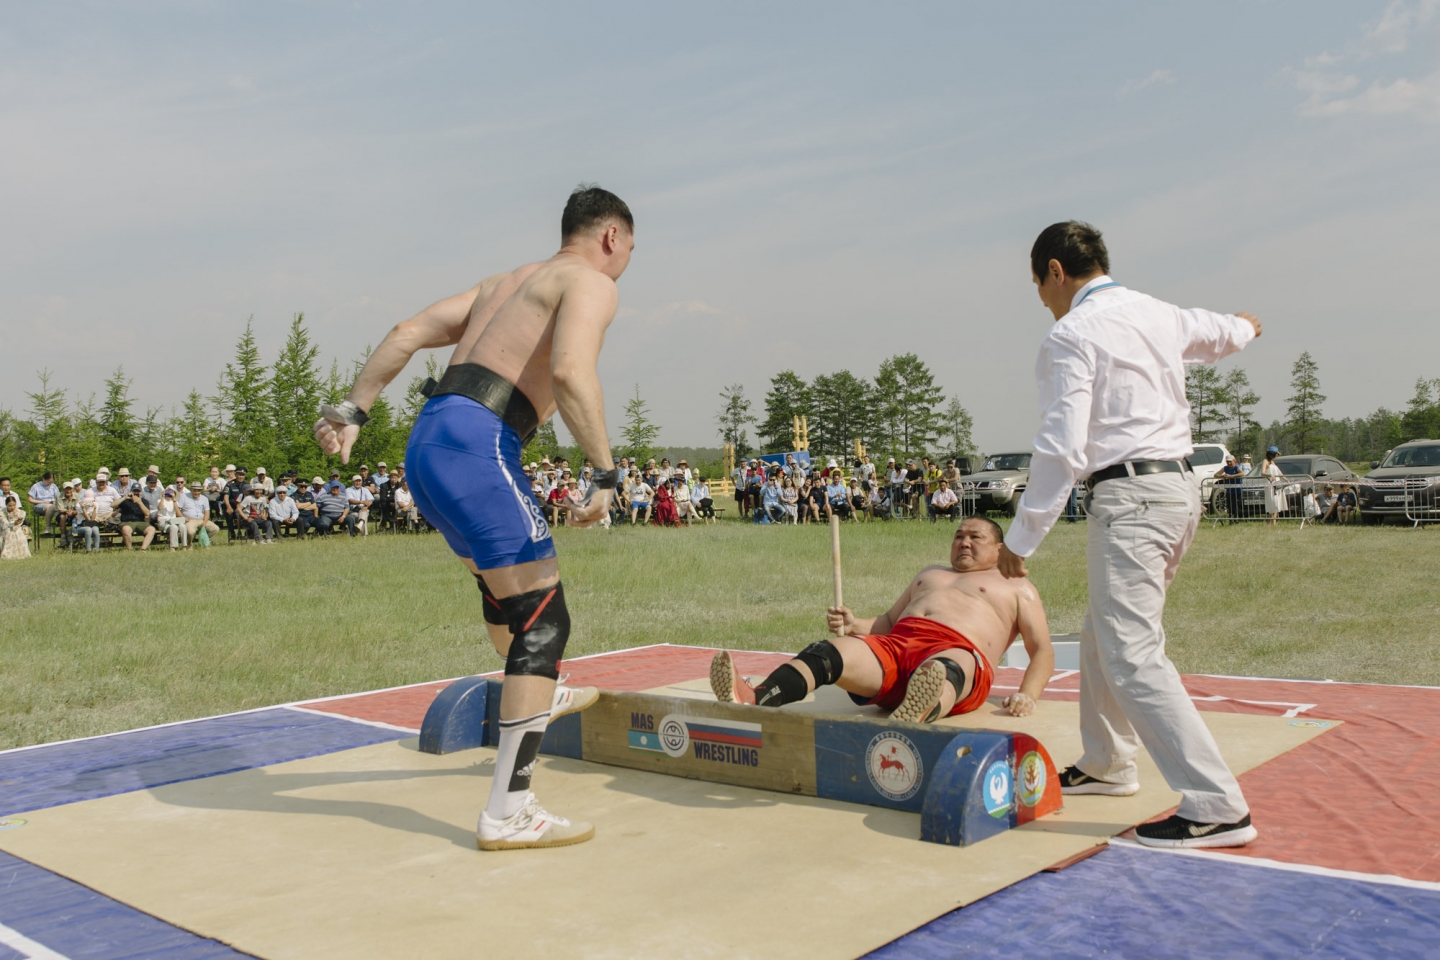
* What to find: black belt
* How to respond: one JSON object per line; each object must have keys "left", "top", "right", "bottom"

{"left": 1085, "top": 459, "right": 1189, "bottom": 489}
{"left": 420, "top": 363, "right": 540, "bottom": 445}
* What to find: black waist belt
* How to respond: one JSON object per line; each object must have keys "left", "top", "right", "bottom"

{"left": 1085, "top": 459, "right": 1188, "bottom": 489}
{"left": 421, "top": 363, "right": 540, "bottom": 446}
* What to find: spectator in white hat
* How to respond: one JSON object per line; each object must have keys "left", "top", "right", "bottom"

{"left": 180, "top": 480, "right": 220, "bottom": 545}
{"left": 346, "top": 474, "right": 373, "bottom": 536}
{"left": 254, "top": 467, "right": 275, "bottom": 495}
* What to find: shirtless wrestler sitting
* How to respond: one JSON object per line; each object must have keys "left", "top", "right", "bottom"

{"left": 712, "top": 516, "right": 1055, "bottom": 722}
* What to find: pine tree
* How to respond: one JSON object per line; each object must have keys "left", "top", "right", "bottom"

{"left": 522, "top": 419, "right": 561, "bottom": 466}
{"left": 215, "top": 318, "right": 273, "bottom": 469}
{"left": 24, "top": 369, "right": 70, "bottom": 479}
{"left": 99, "top": 367, "right": 138, "bottom": 471}
{"left": 940, "top": 397, "right": 976, "bottom": 457}
{"left": 759, "top": 371, "right": 812, "bottom": 453}
{"left": 873, "top": 353, "right": 944, "bottom": 458}
{"left": 1400, "top": 377, "right": 1440, "bottom": 443}
{"left": 715, "top": 383, "right": 755, "bottom": 459}
{"left": 174, "top": 389, "right": 218, "bottom": 477}
{"left": 1220, "top": 368, "right": 1261, "bottom": 458}
{"left": 1284, "top": 351, "right": 1327, "bottom": 453}
{"left": 810, "top": 371, "right": 872, "bottom": 461}
{"left": 1185, "top": 366, "right": 1223, "bottom": 443}
{"left": 622, "top": 384, "right": 662, "bottom": 463}
{"left": 268, "top": 313, "right": 324, "bottom": 471}
{"left": 398, "top": 353, "right": 445, "bottom": 440}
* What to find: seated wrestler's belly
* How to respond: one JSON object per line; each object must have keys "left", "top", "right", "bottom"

{"left": 898, "top": 593, "right": 1012, "bottom": 665}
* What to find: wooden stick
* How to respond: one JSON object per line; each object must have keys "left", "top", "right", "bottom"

{"left": 829, "top": 512, "right": 843, "bottom": 609}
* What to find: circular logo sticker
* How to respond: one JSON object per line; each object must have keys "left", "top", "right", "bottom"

{"left": 1289, "top": 719, "right": 1333, "bottom": 728}
{"left": 983, "top": 760, "right": 1013, "bottom": 819}
{"left": 1016, "top": 751, "right": 1045, "bottom": 808}
{"left": 0, "top": 818, "right": 26, "bottom": 831}
{"left": 658, "top": 715, "right": 690, "bottom": 757}
{"left": 866, "top": 733, "right": 923, "bottom": 802}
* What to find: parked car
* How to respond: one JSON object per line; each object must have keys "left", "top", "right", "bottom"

{"left": 1357, "top": 439, "right": 1440, "bottom": 523}
{"left": 962, "top": 452, "right": 1031, "bottom": 516}
{"left": 1185, "top": 443, "right": 1232, "bottom": 512}
{"left": 943, "top": 455, "right": 975, "bottom": 476}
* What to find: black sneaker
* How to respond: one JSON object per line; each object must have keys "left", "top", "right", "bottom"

{"left": 1059, "top": 765, "right": 1139, "bottom": 796}
{"left": 1134, "top": 813, "right": 1258, "bottom": 849}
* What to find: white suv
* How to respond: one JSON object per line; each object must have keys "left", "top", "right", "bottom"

{"left": 1185, "top": 442, "right": 1234, "bottom": 511}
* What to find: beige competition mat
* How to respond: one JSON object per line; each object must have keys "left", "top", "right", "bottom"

{"left": 0, "top": 692, "right": 1334, "bottom": 960}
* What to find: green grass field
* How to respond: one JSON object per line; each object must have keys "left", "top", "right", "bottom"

{"left": 3, "top": 518, "right": 1436, "bottom": 750}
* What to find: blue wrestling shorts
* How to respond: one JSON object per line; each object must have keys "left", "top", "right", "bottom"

{"left": 405, "top": 393, "right": 556, "bottom": 569}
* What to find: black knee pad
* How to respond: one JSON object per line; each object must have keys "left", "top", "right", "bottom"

{"left": 795, "top": 640, "right": 844, "bottom": 687}
{"left": 474, "top": 574, "right": 508, "bottom": 626}
{"left": 935, "top": 656, "right": 970, "bottom": 698}
{"left": 498, "top": 582, "right": 571, "bottom": 679}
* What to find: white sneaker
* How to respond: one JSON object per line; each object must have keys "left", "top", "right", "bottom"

{"left": 477, "top": 793, "right": 594, "bottom": 850}
{"left": 550, "top": 680, "right": 599, "bottom": 721}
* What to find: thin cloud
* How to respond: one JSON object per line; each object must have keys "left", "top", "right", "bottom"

{"left": 1308, "top": 69, "right": 1440, "bottom": 122}
{"left": 1367, "top": 0, "right": 1439, "bottom": 54}
{"left": 1119, "top": 69, "right": 1175, "bottom": 96}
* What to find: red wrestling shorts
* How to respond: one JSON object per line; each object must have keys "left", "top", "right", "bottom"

{"left": 851, "top": 616, "right": 994, "bottom": 716}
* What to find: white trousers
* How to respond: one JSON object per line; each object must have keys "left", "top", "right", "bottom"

{"left": 1078, "top": 471, "right": 1248, "bottom": 823}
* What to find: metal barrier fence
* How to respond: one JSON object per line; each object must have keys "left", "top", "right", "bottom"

{"left": 1356, "top": 478, "right": 1440, "bottom": 527}
{"left": 1200, "top": 474, "right": 1341, "bottom": 527}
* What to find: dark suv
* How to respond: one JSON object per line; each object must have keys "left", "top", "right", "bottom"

{"left": 1357, "top": 440, "right": 1440, "bottom": 523}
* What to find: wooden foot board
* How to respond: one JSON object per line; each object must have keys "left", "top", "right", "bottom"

{"left": 420, "top": 677, "right": 1061, "bottom": 846}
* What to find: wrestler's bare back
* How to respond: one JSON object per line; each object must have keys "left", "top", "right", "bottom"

{"left": 447, "top": 254, "right": 618, "bottom": 420}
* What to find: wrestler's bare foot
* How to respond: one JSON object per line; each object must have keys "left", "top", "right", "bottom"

{"left": 891, "top": 660, "right": 948, "bottom": 723}
{"left": 710, "top": 650, "right": 757, "bottom": 705}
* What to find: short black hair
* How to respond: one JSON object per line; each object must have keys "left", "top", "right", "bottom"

{"left": 1031, "top": 221, "right": 1109, "bottom": 283}
{"left": 561, "top": 184, "right": 633, "bottom": 240}
{"left": 960, "top": 515, "right": 1005, "bottom": 543}
{"left": 43, "top": 471, "right": 53, "bottom": 481}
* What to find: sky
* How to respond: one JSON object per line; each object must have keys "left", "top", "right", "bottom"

{"left": 2, "top": 1, "right": 1438, "bottom": 453}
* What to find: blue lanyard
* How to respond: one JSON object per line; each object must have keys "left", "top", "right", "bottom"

{"left": 1074, "top": 280, "right": 1121, "bottom": 308}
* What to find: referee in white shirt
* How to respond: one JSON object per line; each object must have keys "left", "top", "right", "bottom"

{"left": 997, "top": 221, "right": 1262, "bottom": 849}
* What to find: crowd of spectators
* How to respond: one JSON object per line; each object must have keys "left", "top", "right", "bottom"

{"left": 524, "top": 455, "right": 716, "bottom": 528}
{"left": 726, "top": 453, "right": 970, "bottom": 525}
{"left": 7, "top": 460, "right": 426, "bottom": 556}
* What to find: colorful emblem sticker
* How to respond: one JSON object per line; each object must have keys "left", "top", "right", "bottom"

{"left": 0, "top": 818, "right": 26, "bottom": 831}
{"left": 1289, "top": 719, "right": 1333, "bottom": 728}
{"left": 1016, "top": 751, "right": 1045, "bottom": 808}
{"left": 983, "top": 760, "right": 1013, "bottom": 819}
{"left": 658, "top": 715, "right": 691, "bottom": 758}
{"left": 866, "top": 732, "right": 923, "bottom": 802}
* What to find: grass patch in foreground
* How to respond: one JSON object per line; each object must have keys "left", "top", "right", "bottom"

{"left": 3, "top": 519, "right": 1436, "bottom": 749}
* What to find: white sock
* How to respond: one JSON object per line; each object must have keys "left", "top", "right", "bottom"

{"left": 486, "top": 711, "right": 548, "bottom": 820}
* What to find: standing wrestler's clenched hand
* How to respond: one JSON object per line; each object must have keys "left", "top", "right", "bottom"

{"left": 313, "top": 417, "right": 359, "bottom": 464}
{"left": 567, "top": 487, "right": 613, "bottom": 527}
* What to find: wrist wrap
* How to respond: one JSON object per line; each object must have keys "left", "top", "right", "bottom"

{"left": 320, "top": 400, "right": 370, "bottom": 427}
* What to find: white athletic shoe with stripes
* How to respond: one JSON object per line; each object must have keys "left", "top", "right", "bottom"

{"left": 549, "top": 677, "right": 599, "bottom": 722}
{"left": 477, "top": 793, "right": 595, "bottom": 851}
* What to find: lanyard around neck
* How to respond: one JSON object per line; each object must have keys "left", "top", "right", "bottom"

{"left": 1074, "top": 280, "right": 1121, "bottom": 308}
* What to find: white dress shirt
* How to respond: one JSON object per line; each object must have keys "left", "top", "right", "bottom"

{"left": 269, "top": 496, "right": 299, "bottom": 523}
{"left": 1006, "top": 276, "right": 1255, "bottom": 558}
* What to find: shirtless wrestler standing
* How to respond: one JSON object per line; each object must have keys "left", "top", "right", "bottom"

{"left": 314, "top": 185, "right": 632, "bottom": 850}
{"left": 711, "top": 516, "right": 1055, "bottom": 721}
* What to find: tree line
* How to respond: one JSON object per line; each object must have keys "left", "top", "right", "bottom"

{"left": 0, "top": 314, "right": 432, "bottom": 485}
{"left": 712, "top": 353, "right": 976, "bottom": 463}
{"left": 1186, "top": 351, "right": 1439, "bottom": 462}
{"left": 4, "top": 314, "right": 1432, "bottom": 489}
